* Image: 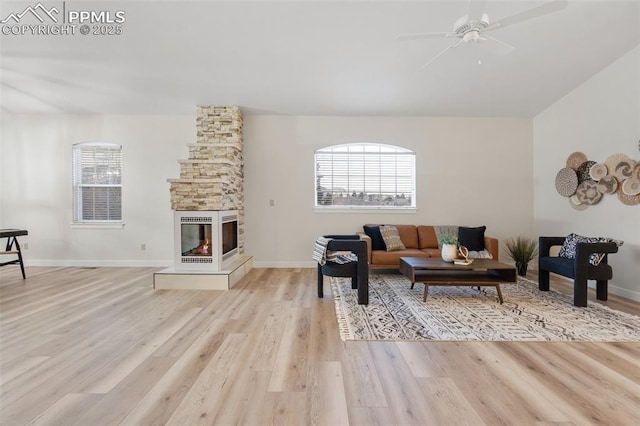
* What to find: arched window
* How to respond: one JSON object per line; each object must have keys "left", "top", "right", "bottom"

{"left": 315, "top": 143, "right": 415, "bottom": 209}
{"left": 72, "top": 142, "right": 122, "bottom": 223}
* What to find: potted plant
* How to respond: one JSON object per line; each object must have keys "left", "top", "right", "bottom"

{"left": 504, "top": 236, "right": 538, "bottom": 276}
{"left": 439, "top": 234, "right": 458, "bottom": 262}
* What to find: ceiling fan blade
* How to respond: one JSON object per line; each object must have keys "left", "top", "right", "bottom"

{"left": 421, "top": 39, "right": 464, "bottom": 68}
{"left": 481, "top": 35, "right": 515, "bottom": 56}
{"left": 486, "top": 0, "right": 568, "bottom": 32}
{"left": 467, "top": 0, "right": 488, "bottom": 23}
{"left": 396, "top": 32, "right": 458, "bottom": 41}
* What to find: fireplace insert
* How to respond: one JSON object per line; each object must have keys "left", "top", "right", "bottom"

{"left": 174, "top": 210, "right": 239, "bottom": 271}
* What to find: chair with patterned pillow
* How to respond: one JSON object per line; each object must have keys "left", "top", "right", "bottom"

{"left": 538, "top": 234, "right": 621, "bottom": 307}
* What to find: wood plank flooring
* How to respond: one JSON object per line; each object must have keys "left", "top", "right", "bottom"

{"left": 1, "top": 266, "right": 639, "bottom": 425}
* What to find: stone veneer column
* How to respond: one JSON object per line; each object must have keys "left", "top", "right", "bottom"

{"left": 168, "top": 106, "right": 244, "bottom": 253}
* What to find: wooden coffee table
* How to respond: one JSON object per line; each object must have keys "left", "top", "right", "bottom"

{"left": 399, "top": 257, "right": 517, "bottom": 303}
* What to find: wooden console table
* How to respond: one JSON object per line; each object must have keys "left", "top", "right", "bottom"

{"left": 0, "top": 229, "right": 28, "bottom": 279}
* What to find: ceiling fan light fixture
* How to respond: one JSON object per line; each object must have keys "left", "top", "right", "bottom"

{"left": 453, "top": 13, "right": 490, "bottom": 35}
{"left": 463, "top": 30, "right": 481, "bottom": 43}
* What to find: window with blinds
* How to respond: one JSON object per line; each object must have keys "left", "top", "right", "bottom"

{"left": 72, "top": 142, "right": 122, "bottom": 222}
{"left": 315, "top": 143, "right": 415, "bottom": 208}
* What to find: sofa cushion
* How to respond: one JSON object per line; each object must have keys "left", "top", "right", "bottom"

{"left": 363, "top": 225, "right": 386, "bottom": 251}
{"left": 372, "top": 248, "right": 428, "bottom": 266}
{"left": 458, "top": 226, "right": 486, "bottom": 252}
{"left": 417, "top": 226, "right": 439, "bottom": 249}
{"left": 380, "top": 225, "right": 406, "bottom": 251}
{"left": 395, "top": 225, "right": 419, "bottom": 249}
{"left": 420, "top": 248, "right": 441, "bottom": 257}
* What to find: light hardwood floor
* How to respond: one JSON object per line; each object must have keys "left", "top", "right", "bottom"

{"left": 1, "top": 266, "right": 639, "bottom": 425}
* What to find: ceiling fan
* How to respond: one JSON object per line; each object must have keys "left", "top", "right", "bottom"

{"left": 397, "top": 0, "right": 568, "bottom": 68}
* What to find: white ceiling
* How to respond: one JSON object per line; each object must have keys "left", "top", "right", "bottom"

{"left": 1, "top": 0, "right": 639, "bottom": 116}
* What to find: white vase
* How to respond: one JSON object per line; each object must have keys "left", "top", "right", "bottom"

{"left": 441, "top": 244, "right": 458, "bottom": 262}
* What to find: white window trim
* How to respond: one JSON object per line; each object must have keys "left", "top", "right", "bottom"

{"left": 313, "top": 207, "right": 418, "bottom": 214}
{"left": 70, "top": 222, "right": 126, "bottom": 229}
{"left": 72, "top": 141, "right": 124, "bottom": 227}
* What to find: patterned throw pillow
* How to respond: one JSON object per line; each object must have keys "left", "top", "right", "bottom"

{"left": 559, "top": 233, "right": 623, "bottom": 266}
{"left": 558, "top": 233, "right": 595, "bottom": 259}
{"left": 467, "top": 249, "right": 493, "bottom": 259}
{"left": 558, "top": 234, "right": 585, "bottom": 259}
{"left": 590, "top": 238, "right": 624, "bottom": 266}
{"left": 379, "top": 225, "right": 406, "bottom": 251}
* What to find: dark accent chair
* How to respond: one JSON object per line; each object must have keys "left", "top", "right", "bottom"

{"left": 538, "top": 236, "right": 619, "bottom": 307}
{"left": 0, "top": 229, "right": 28, "bottom": 279}
{"left": 317, "top": 235, "right": 369, "bottom": 305}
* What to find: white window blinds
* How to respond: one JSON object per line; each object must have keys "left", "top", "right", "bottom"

{"left": 72, "top": 142, "right": 122, "bottom": 222}
{"left": 315, "top": 143, "right": 415, "bottom": 208}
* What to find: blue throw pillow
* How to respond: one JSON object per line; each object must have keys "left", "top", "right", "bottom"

{"left": 363, "top": 225, "right": 386, "bottom": 251}
{"left": 458, "top": 226, "right": 486, "bottom": 252}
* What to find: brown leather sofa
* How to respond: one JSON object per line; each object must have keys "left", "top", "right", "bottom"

{"left": 357, "top": 225, "right": 499, "bottom": 270}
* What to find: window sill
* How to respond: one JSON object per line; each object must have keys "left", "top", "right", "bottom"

{"left": 71, "top": 222, "right": 125, "bottom": 229}
{"left": 313, "top": 207, "right": 417, "bottom": 214}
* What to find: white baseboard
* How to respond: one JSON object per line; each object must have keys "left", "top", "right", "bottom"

{"left": 607, "top": 284, "right": 640, "bottom": 302}
{"left": 24, "top": 260, "right": 314, "bottom": 269}
{"left": 253, "top": 261, "right": 316, "bottom": 268}
{"left": 25, "top": 260, "right": 315, "bottom": 268}
{"left": 577, "top": 278, "right": 639, "bottom": 302}
{"left": 24, "top": 260, "right": 171, "bottom": 268}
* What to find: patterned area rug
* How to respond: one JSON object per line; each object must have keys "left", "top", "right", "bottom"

{"left": 330, "top": 274, "right": 640, "bottom": 341}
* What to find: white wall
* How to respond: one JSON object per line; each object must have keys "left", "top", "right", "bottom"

{"left": 1, "top": 113, "right": 534, "bottom": 268}
{"left": 0, "top": 114, "right": 192, "bottom": 266}
{"left": 533, "top": 46, "right": 640, "bottom": 301}
{"left": 244, "top": 115, "right": 534, "bottom": 267}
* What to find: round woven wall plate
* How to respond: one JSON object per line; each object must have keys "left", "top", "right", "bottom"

{"left": 622, "top": 177, "right": 640, "bottom": 196}
{"left": 612, "top": 159, "right": 637, "bottom": 181}
{"left": 570, "top": 194, "right": 581, "bottom": 204}
{"left": 555, "top": 167, "right": 578, "bottom": 197}
{"left": 597, "top": 175, "right": 618, "bottom": 194}
{"left": 575, "top": 180, "right": 602, "bottom": 205}
{"left": 566, "top": 152, "right": 587, "bottom": 171}
{"left": 605, "top": 153, "right": 630, "bottom": 175}
{"left": 577, "top": 161, "right": 596, "bottom": 184}
{"left": 617, "top": 184, "right": 640, "bottom": 206}
{"left": 589, "top": 163, "right": 607, "bottom": 181}
{"left": 569, "top": 196, "right": 588, "bottom": 210}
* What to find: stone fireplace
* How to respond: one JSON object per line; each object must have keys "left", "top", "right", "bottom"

{"left": 154, "top": 106, "right": 252, "bottom": 290}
